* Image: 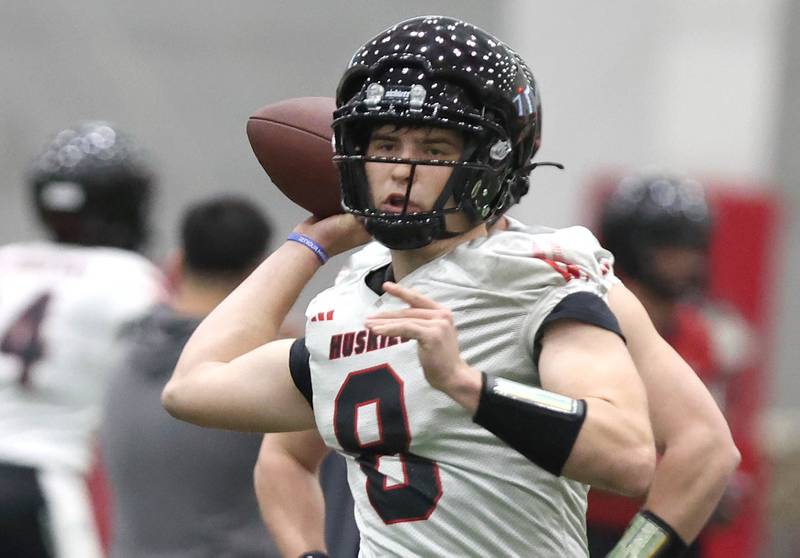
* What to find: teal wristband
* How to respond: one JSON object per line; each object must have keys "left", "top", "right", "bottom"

{"left": 287, "top": 233, "right": 329, "bottom": 264}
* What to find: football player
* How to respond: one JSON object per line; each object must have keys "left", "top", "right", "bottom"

{"left": 0, "top": 121, "right": 165, "bottom": 558}
{"left": 589, "top": 174, "right": 751, "bottom": 557}
{"left": 164, "top": 16, "right": 703, "bottom": 557}
{"left": 255, "top": 211, "right": 740, "bottom": 558}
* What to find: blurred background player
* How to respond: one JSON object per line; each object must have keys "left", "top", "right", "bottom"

{"left": 589, "top": 173, "right": 754, "bottom": 557}
{"left": 0, "top": 121, "right": 164, "bottom": 558}
{"left": 101, "top": 195, "right": 280, "bottom": 557}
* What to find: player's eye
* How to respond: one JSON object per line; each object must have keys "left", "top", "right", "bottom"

{"left": 424, "top": 143, "right": 459, "bottom": 160}
{"left": 369, "top": 140, "right": 398, "bottom": 155}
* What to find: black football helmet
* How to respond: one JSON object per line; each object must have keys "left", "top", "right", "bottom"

{"left": 333, "top": 15, "right": 552, "bottom": 250}
{"left": 28, "top": 121, "right": 153, "bottom": 251}
{"left": 600, "top": 173, "right": 713, "bottom": 298}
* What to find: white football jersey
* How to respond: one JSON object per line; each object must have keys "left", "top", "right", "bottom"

{"left": 306, "top": 225, "right": 616, "bottom": 557}
{"left": 0, "top": 241, "right": 164, "bottom": 473}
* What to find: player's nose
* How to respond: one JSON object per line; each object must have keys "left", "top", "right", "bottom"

{"left": 390, "top": 159, "right": 413, "bottom": 183}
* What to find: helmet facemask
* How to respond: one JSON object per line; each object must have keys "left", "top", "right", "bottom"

{"left": 334, "top": 80, "right": 521, "bottom": 250}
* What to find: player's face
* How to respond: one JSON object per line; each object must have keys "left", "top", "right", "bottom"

{"left": 364, "top": 125, "right": 464, "bottom": 214}
{"left": 649, "top": 245, "right": 706, "bottom": 297}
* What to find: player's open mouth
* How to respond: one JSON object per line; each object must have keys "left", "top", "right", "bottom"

{"left": 380, "top": 193, "right": 422, "bottom": 214}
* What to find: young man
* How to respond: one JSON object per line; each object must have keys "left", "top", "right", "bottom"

{"left": 164, "top": 16, "right": 656, "bottom": 556}
{"left": 101, "top": 196, "right": 281, "bottom": 558}
{"left": 0, "top": 121, "right": 164, "bottom": 558}
{"left": 255, "top": 212, "right": 741, "bottom": 558}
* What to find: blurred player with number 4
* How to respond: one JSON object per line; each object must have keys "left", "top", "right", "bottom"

{"left": 164, "top": 16, "right": 737, "bottom": 558}
{"left": 0, "top": 122, "right": 164, "bottom": 558}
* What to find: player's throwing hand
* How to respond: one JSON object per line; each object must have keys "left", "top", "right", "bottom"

{"left": 364, "top": 282, "right": 481, "bottom": 410}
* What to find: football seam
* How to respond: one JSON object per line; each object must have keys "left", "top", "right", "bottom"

{"left": 247, "top": 117, "right": 330, "bottom": 142}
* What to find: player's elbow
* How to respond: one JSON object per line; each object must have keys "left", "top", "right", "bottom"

{"left": 679, "top": 414, "right": 741, "bottom": 479}
{"left": 701, "top": 424, "right": 741, "bottom": 480}
{"left": 615, "top": 442, "right": 657, "bottom": 497}
{"left": 161, "top": 375, "right": 200, "bottom": 423}
{"left": 160, "top": 377, "right": 184, "bottom": 418}
{"left": 724, "top": 439, "right": 742, "bottom": 473}
{"left": 612, "top": 414, "right": 657, "bottom": 497}
{"left": 253, "top": 452, "right": 270, "bottom": 497}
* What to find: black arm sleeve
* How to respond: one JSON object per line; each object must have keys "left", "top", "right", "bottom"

{"left": 533, "top": 291, "right": 625, "bottom": 364}
{"left": 289, "top": 337, "right": 313, "bottom": 408}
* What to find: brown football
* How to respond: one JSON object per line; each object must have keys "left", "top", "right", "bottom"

{"left": 247, "top": 96, "right": 343, "bottom": 217}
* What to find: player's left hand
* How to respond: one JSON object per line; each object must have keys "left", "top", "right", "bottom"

{"left": 364, "top": 282, "right": 481, "bottom": 411}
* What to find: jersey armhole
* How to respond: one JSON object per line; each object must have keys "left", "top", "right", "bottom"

{"left": 289, "top": 337, "right": 313, "bottom": 408}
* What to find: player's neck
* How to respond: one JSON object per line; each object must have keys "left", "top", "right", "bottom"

{"left": 171, "top": 274, "right": 241, "bottom": 318}
{"left": 390, "top": 225, "right": 487, "bottom": 280}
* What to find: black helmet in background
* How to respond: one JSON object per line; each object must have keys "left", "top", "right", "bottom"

{"left": 600, "top": 173, "right": 713, "bottom": 300}
{"left": 28, "top": 121, "right": 154, "bottom": 251}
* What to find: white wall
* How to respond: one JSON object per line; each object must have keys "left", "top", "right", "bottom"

{"left": 502, "top": 0, "right": 785, "bottom": 227}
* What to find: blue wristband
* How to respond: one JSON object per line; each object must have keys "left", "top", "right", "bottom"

{"left": 287, "top": 232, "right": 329, "bottom": 264}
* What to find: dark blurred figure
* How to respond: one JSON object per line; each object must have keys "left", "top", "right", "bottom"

{"left": 101, "top": 196, "right": 282, "bottom": 557}
{"left": 588, "top": 173, "right": 753, "bottom": 557}
{"left": 0, "top": 121, "right": 164, "bottom": 558}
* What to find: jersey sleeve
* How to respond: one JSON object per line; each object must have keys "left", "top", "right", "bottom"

{"left": 515, "top": 226, "right": 619, "bottom": 358}
{"left": 532, "top": 291, "right": 624, "bottom": 363}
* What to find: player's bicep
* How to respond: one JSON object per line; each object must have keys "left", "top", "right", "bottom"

{"left": 163, "top": 337, "right": 315, "bottom": 433}
{"left": 538, "top": 319, "right": 646, "bottom": 410}
{"left": 608, "top": 284, "right": 730, "bottom": 449}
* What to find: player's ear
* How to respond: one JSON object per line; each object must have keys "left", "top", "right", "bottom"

{"left": 163, "top": 249, "right": 185, "bottom": 294}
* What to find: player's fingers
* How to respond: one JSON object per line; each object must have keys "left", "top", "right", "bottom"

{"left": 367, "top": 317, "right": 456, "bottom": 347}
{"left": 382, "top": 282, "right": 440, "bottom": 309}
{"left": 366, "top": 319, "right": 433, "bottom": 341}
{"left": 364, "top": 317, "right": 435, "bottom": 329}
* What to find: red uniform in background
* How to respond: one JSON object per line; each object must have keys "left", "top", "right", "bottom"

{"left": 586, "top": 173, "right": 778, "bottom": 558}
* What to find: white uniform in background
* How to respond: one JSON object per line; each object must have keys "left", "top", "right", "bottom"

{"left": 0, "top": 241, "right": 164, "bottom": 558}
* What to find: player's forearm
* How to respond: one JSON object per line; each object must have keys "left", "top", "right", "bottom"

{"left": 255, "top": 450, "right": 328, "bottom": 557}
{"left": 563, "top": 397, "right": 656, "bottom": 496}
{"left": 174, "top": 241, "right": 320, "bottom": 377}
{"left": 643, "top": 427, "right": 740, "bottom": 542}
{"left": 471, "top": 372, "right": 654, "bottom": 495}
